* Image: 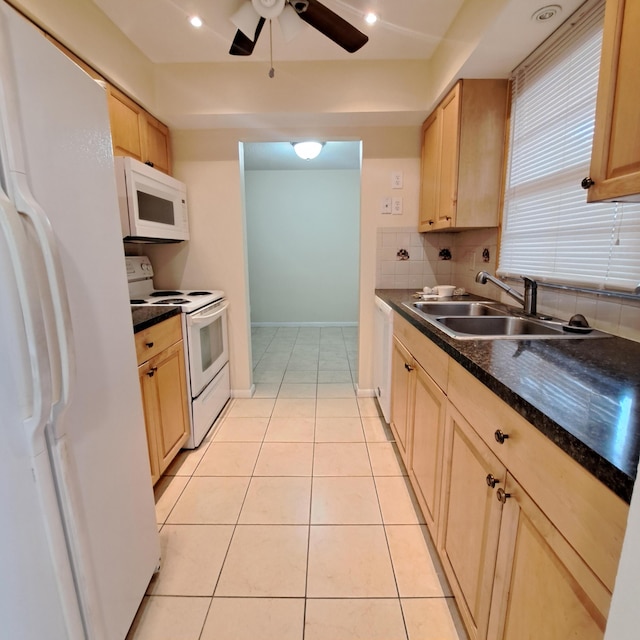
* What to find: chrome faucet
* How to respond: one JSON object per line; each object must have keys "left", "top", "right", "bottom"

{"left": 476, "top": 271, "right": 538, "bottom": 315}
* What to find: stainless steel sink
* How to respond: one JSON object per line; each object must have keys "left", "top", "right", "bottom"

{"left": 411, "top": 301, "right": 506, "bottom": 316}
{"left": 435, "top": 316, "right": 565, "bottom": 337}
{"left": 401, "top": 300, "right": 610, "bottom": 340}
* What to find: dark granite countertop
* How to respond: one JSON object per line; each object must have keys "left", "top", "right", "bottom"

{"left": 376, "top": 289, "right": 640, "bottom": 503}
{"left": 131, "top": 306, "right": 181, "bottom": 333}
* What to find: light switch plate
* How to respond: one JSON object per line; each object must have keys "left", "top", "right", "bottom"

{"left": 380, "top": 197, "right": 392, "bottom": 214}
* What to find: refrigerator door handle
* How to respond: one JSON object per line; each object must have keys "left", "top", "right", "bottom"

{"left": 12, "top": 172, "right": 76, "bottom": 431}
{"left": 0, "top": 187, "right": 51, "bottom": 447}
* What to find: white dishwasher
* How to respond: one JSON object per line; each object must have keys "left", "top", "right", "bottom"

{"left": 373, "top": 296, "right": 393, "bottom": 423}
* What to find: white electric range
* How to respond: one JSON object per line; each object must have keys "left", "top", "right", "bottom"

{"left": 127, "top": 256, "right": 230, "bottom": 448}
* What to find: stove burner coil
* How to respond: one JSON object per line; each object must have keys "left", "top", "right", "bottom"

{"left": 130, "top": 299, "right": 146, "bottom": 304}
{"left": 150, "top": 290, "right": 182, "bottom": 297}
{"left": 187, "top": 291, "right": 213, "bottom": 296}
{"left": 153, "top": 298, "right": 190, "bottom": 305}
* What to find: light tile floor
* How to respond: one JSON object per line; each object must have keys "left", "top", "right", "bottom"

{"left": 127, "top": 326, "right": 467, "bottom": 640}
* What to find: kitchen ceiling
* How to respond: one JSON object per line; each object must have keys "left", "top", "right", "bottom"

{"left": 77, "top": 0, "right": 587, "bottom": 135}
{"left": 88, "top": 0, "right": 586, "bottom": 71}
{"left": 90, "top": 0, "right": 467, "bottom": 64}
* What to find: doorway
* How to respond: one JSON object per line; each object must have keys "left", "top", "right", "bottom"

{"left": 241, "top": 140, "right": 362, "bottom": 391}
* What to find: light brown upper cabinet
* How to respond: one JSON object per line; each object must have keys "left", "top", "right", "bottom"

{"left": 586, "top": 0, "right": 640, "bottom": 202}
{"left": 419, "top": 79, "right": 509, "bottom": 232}
{"left": 106, "top": 85, "right": 172, "bottom": 176}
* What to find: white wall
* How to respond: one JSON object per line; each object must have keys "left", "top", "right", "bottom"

{"left": 245, "top": 169, "right": 360, "bottom": 325}
{"left": 144, "top": 156, "right": 254, "bottom": 397}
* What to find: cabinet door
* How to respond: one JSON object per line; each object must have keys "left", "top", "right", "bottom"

{"left": 434, "top": 84, "right": 460, "bottom": 230}
{"left": 152, "top": 340, "right": 190, "bottom": 475}
{"left": 390, "top": 335, "right": 414, "bottom": 465}
{"left": 418, "top": 109, "right": 441, "bottom": 231}
{"left": 488, "top": 473, "right": 611, "bottom": 640}
{"left": 138, "top": 362, "right": 161, "bottom": 485}
{"left": 439, "top": 404, "right": 505, "bottom": 640}
{"left": 106, "top": 86, "right": 145, "bottom": 162}
{"left": 106, "top": 85, "right": 173, "bottom": 175}
{"left": 588, "top": 0, "right": 640, "bottom": 202}
{"left": 143, "top": 114, "right": 172, "bottom": 175}
{"left": 409, "top": 362, "right": 446, "bottom": 542}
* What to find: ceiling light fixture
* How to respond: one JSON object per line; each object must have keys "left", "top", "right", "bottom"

{"left": 292, "top": 141, "right": 324, "bottom": 160}
{"left": 531, "top": 5, "right": 561, "bottom": 23}
{"left": 189, "top": 15, "right": 203, "bottom": 28}
{"left": 365, "top": 12, "right": 378, "bottom": 25}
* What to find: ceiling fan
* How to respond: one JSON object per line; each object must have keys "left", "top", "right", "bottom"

{"left": 229, "top": 0, "right": 369, "bottom": 57}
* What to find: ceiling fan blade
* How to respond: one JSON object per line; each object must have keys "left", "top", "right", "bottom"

{"left": 292, "top": 0, "right": 368, "bottom": 53}
{"left": 229, "top": 17, "right": 266, "bottom": 56}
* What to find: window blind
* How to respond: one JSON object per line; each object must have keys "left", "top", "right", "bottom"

{"left": 499, "top": 0, "right": 640, "bottom": 294}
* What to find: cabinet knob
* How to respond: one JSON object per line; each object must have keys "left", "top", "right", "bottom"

{"left": 428, "top": 220, "right": 434, "bottom": 225}
{"left": 486, "top": 474, "right": 500, "bottom": 489}
{"left": 494, "top": 429, "right": 509, "bottom": 444}
{"left": 145, "top": 341, "right": 154, "bottom": 348}
{"left": 145, "top": 161, "right": 155, "bottom": 167}
{"left": 147, "top": 367, "right": 158, "bottom": 378}
{"left": 581, "top": 177, "right": 595, "bottom": 189}
{"left": 496, "top": 488, "right": 511, "bottom": 503}
{"left": 404, "top": 363, "right": 414, "bottom": 372}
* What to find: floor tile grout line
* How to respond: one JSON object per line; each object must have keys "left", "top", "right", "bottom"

{"left": 206, "top": 377, "right": 281, "bottom": 605}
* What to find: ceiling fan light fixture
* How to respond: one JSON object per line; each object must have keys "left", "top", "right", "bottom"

{"left": 278, "top": 3, "right": 304, "bottom": 42}
{"left": 292, "top": 141, "right": 324, "bottom": 160}
{"left": 231, "top": 2, "right": 262, "bottom": 38}
{"left": 252, "top": 0, "right": 286, "bottom": 19}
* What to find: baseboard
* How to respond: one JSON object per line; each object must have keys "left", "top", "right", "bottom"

{"left": 355, "top": 385, "right": 375, "bottom": 398}
{"left": 232, "top": 385, "right": 256, "bottom": 399}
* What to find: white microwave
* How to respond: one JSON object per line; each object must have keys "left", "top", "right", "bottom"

{"left": 114, "top": 156, "right": 189, "bottom": 242}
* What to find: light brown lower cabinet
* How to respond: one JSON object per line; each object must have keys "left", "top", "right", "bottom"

{"left": 439, "top": 404, "right": 505, "bottom": 640}
{"left": 487, "top": 472, "right": 609, "bottom": 640}
{"left": 136, "top": 316, "right": 190, "bottom": 485}
{"left": 388, "top": 311, "right": 628, "bottom": 640}
{"left": 390, "top": 335, "right": 414, "bottom": 464}
{"left": 409, "top": 361, "right": 447, "bottom": 539}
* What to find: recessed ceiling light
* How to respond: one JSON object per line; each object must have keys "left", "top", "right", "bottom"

{"left": 531, "top": 5, "right": 562, "bottom": 23}
{"left": 189, "top": 15, "right": 203, "bottom": 28}
{"left": 365, "top": 12, "right": 378, "bottom": 26}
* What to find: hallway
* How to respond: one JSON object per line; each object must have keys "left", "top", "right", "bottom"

{"left": 127, "top": 326, "right": 465, "bottom": 640}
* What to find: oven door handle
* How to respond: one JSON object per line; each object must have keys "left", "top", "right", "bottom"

{"left": 188, "top": 300, "right": 228, "bottom": 324}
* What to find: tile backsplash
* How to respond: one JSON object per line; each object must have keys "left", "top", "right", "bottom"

{"left": 376, "top": 227, "right": 639, "bottom": 342}
{"left": 375, "top": 227, "right": 498, "bottom": 292}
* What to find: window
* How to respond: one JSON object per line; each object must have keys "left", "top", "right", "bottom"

{"left": 499, "top": 0, "right": 640, "bottom": 294}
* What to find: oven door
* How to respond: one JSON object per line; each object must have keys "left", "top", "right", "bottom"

{"left": 185, "top": 299, "right": 229, "bottom": 397}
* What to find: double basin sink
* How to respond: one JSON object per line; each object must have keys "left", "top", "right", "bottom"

{"left": 402, "top": 300, "right": 609, "bottom": 340}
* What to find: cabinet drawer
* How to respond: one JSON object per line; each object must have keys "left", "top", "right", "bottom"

{"left": 393, "top": 312, "right": 449, "bottom": 392}
{"left": 135, "top": 315, "right": 182, "bottom": 365}
{"left": 447, "top": 359, "right": 628, "bottom": 592}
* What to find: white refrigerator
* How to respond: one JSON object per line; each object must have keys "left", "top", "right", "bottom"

{"left": 0, "top": 2, "right": 160, "bottom": 639}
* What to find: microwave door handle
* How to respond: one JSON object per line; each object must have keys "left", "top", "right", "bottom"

{"left": 190, "top": 301, "right": 229, "bottom": 323}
